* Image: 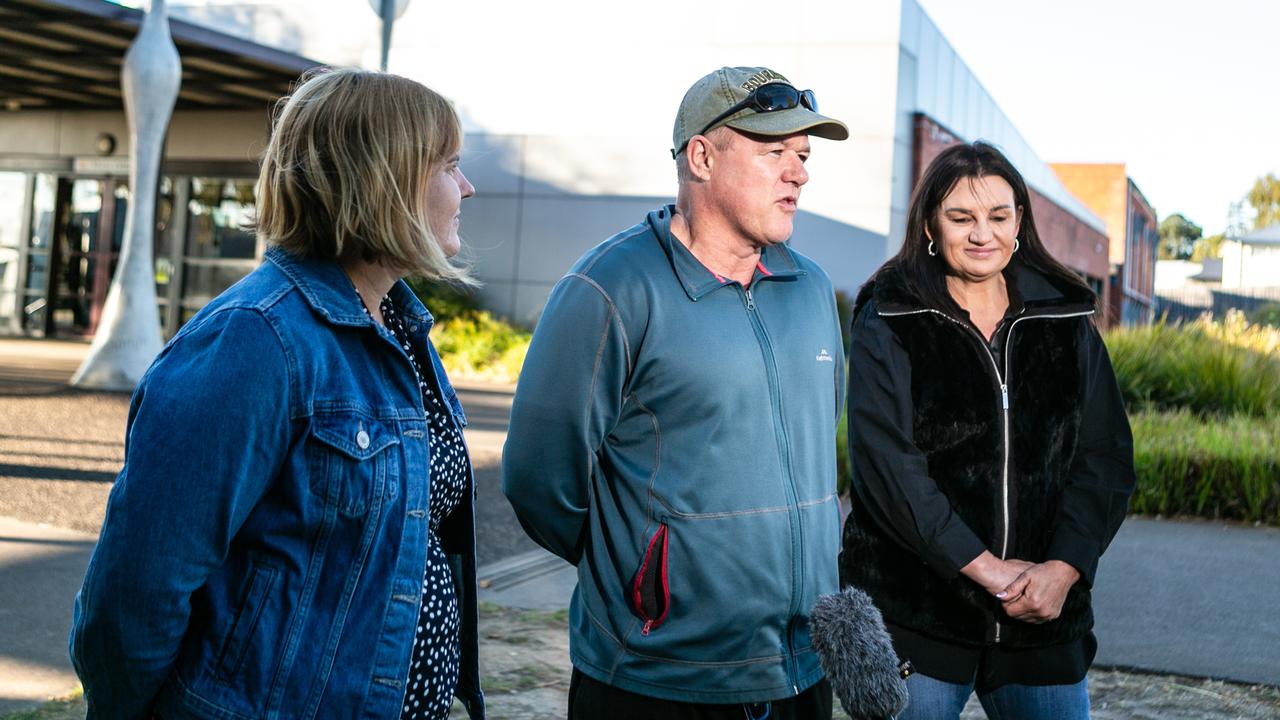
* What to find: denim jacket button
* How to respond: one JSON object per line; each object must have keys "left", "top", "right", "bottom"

{"left": 356, "top": 429, "right": 371, "bottom": 450}
{"left": 409, "top": 323, "right": 419, "bottom": 333}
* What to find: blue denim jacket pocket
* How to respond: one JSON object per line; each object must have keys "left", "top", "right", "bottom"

{"left": 215, "top": 561, "right": 278, "bottom": 683}
{"left": 308, "top": 413, "right": 401, "bottom": 518}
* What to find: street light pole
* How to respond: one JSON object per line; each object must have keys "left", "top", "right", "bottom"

{"left": 369, "top": 0, "right": 408, "bottom": 72}
{"left": 379, "top": 0, "right": 394, "bottom": 71}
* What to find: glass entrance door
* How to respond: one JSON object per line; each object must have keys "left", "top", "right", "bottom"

{"left": 44, "top": 177, "right": 128, "bottom": 337}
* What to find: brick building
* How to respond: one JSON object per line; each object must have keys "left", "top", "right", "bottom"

{"left": 1050, "top": 164, "right": 1159, "bottom": 325}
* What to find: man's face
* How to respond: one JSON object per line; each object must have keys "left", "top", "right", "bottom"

{"left": 707, "top": 130, "right": 811, "bottom": 247}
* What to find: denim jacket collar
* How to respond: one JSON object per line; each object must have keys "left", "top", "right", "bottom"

{"left": 265, "top": 247, "right": 436, "bottom": 333}
{"left": 265, "top": 248, "right": 466, "bottom": 425}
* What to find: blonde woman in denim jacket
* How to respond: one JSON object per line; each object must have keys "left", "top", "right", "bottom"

{"left": 70, "top": 69, "right": 485, "bottom": 720}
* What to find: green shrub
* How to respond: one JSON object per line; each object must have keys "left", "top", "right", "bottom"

{"left": 1130, "top": 410, "right": 1280, "bottom": 525}
{"left": 406, "top": 278, "right": 532, "bottom": 383}
{"left": 836, "top": 405, "right": 850, "bottom": 498}
{"left": 1105, "top": 312, "right": 1280, "bottom": 418}
{"left": 1250, "top": 301, "right": 1280, "bottom": 328}
{"left": 835, "top": 288, "right": 855, "bottom": 353}
{"left": 433, "top": 311, "right": 531, "bottom": 384}
{"left": 406, "top": 277, "right": 482, "bottom": 324}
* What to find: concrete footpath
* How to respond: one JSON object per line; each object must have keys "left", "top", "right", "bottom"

{"left": 0, "top": 518, "right": 97, "bottom": 714}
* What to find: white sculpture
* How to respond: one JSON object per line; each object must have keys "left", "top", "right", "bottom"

{"left": 72, "top": 0, "right": 181, "bottom": 391}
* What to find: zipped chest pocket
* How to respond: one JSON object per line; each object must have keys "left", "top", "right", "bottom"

{"left": 307, "top": 413, "right": 400, "bottom": 518}
{"left": 629, "top": 523, "right": 670, "bottom": 635}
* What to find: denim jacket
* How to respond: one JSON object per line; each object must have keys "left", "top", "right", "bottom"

{"left": 70, "top": 248, "right": 485, "bottom": 720}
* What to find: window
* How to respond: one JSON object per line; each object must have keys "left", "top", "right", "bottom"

{"left": 186, "top": 178, "right": 257, "bottom": 260}
{"left": 179, "top": 177, "right": 259, "bottom": 320}
{"left": 22, "top": 174, "right": 57, "bottom": 332}
{"left": 0, "top": 172, "right": 27, "bottom": 326}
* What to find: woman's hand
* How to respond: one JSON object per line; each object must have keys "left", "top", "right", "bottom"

{"left": 997, "top": 560, "right": 1081, "bottom": 623}
{"left": 961, "top": 551, "right": 1035, "bottom": 596}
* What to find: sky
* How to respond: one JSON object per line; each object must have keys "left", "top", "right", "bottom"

{"left": 915, "top": 0, "right": 1279, "bottom": 236}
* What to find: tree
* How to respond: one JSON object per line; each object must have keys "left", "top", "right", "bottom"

{"left": 1191, "top": 233, "right": 1226, "bottom": 262}
{"left": 1246, "top": 173, "right": 1280, "bottom": 230}
{"left": 1158, "top": 213, "right": 1203, "bottom": 260}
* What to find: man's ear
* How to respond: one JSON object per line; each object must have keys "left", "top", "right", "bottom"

{"left": 686, "top": 135, "right": 715, "bottom": 181}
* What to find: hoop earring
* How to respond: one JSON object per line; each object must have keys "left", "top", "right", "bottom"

{"left": 1014, "top": 238, "right": 1021, "bottom": 252}
{"left": 927, "top": 241, "right": 937, "bottom": 257}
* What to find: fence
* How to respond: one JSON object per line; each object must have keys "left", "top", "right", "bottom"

{"left": 1154, "top": 286, "right": 1280, "bottom": 324}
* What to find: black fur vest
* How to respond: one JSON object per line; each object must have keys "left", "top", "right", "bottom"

{"left": 841, "top": 264, "right": 1097, "bottom": 649}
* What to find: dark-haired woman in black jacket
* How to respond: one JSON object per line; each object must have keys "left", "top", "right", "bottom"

{"left": 840, "top": 141, "right": 1135, "bottom": 719}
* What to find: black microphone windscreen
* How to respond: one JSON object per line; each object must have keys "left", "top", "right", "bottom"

{"left": 810, "top": 586, "right": 909, "bottom": 720}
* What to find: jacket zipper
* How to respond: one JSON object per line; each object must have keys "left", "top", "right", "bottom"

{"left": 879, "top": 306, "right": 1092, "bottom": 642}
{"left": 741, "top": 284, "right": 802, "bottom": 692}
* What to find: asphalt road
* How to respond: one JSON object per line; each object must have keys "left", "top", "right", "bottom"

{"left": 1092, "top": 516, "right": 1280, "bottom": 686}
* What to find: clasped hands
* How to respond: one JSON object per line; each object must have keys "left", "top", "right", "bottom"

{"left": 962, "top": 551, "right": 1081, "bottom": 625}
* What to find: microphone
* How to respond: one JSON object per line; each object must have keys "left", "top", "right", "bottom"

{"left": 810, "top": 586, "right": 911, "bottom": 720}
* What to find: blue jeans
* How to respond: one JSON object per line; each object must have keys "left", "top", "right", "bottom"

{"left": 896, "top": 672, "right": 1090, "bottom": 720}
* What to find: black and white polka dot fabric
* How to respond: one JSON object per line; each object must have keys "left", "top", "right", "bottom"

{"left": 358, "top": 292, "right": 468, "bottom": 720}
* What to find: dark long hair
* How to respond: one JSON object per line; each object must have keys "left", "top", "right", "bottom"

{"left": 873, "top": 141, "right": 1093, "bottom": 313}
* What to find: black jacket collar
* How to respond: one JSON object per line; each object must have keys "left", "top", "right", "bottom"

{"left": 858, "top": 260, "right": 1096, "bottom": 319}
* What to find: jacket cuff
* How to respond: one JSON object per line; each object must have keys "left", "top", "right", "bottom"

{"left": 932, "top": 523, "right": 988, "bottom": 580}
{"left": 1047, "top": 527, "right": 1100, "bottom": 587}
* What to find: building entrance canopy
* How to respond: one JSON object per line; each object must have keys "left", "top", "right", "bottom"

{"left": 0, "top": 0, "right": 320, "bottom": 112}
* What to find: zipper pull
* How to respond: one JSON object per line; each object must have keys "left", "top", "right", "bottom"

{"left": 744, "top": 287, "right": 755, "bottom": 311}
{"left": 1001, "top": 384, "right": 1009, "bottom": 409}
{"left": 641, "top": 620, "right": 653, "bottom": 636}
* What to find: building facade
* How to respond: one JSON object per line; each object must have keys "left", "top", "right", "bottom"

{"left": 1050, "top": 163, "right": 1159, "bottom": 325}
{"left": 0, "top": 0, "right": 319, "bottom": 339}
{"left": 164, "top": 0, "right": 1112, "bottom": 327}
{"left": 2, "top": 0, "right": 1114, "bottom": 339}
{"left": 1222, "top": 225, "right": 1280, "bottom": 290}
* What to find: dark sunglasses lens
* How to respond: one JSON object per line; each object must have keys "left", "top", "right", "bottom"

{"left": 800, "top": 89, "right": 817, "bottom": 112}
{"left": 752, "top": 84, "right": 801, "bottom": 112}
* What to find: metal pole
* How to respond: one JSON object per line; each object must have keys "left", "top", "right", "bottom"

{"left": 380, "top": 0, "right": 394, "bottom": 71}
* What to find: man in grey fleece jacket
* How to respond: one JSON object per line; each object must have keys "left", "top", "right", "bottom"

{"left": 502, "top": 66, "right": 849, "bottom": 720}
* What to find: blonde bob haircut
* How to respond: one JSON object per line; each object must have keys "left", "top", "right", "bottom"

{"left": 257, "top": 67, "right": 475, "bottom": 285}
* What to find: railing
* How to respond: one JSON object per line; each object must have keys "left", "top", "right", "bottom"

{"left": 1154, "top": 286, "right": 1280, "bottom": 323}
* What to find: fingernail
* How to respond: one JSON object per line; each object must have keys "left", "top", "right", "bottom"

{"left": 996, "top": 592, "right": 1007, "bottom": 598}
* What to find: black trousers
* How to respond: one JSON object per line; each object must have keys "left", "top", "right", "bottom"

{"left": 568, "top": 668, "right": 833, "bottom": 720}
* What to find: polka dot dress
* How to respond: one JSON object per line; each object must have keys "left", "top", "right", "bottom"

{"left": 358, "top": 292, "right": 468, "bottom": 720}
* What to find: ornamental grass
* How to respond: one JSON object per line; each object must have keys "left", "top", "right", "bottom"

{"left": 1105, "top": 310, "right": 1280, "bottom": 419}
{"left": 1107, "top": 312, "right": 1279, "bottom": 526}
{"left": 1128, "top": 410, "right": 1280, "bottom": 525}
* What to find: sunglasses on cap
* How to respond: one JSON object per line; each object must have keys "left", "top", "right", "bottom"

{"left": 683, "top": 83, "right": 819, "bottom": 154}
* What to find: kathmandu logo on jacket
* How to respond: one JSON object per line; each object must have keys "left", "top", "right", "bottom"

{"left": 816, "top": 348, "right": 834, "bottom": 362}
